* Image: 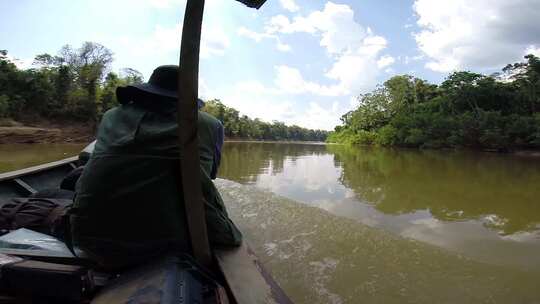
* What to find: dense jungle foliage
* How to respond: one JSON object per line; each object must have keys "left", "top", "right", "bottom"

{"left": 328, "top": 55, "right": 540, "bottom": 151}
{"left": 202, "top": 100, "right": 327, "bottom": 141}
{"left": 0, "top": 42, "right": 327, "bottom": 141}
{"left": 0, "top": 43, "right": 141, "bottom": 122}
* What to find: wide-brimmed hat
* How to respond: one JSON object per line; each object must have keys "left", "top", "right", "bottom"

{"left": 116, "top": 65, "right": 205, "bottom": 108}
{"left": 117, "top": 65, "right": 178, "bottom": 103}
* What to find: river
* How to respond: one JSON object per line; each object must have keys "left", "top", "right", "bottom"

{"left": 1, "top": 142, "right": 540, "bottom": 303}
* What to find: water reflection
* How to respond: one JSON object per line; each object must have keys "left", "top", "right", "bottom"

{"left": 0, "top": 144, "right": 85, "bottom": 173}
{"left": 218, "top": 179, "right": 540, "bottom": 304}
{"left": 220, "top": 142, "right": 329, "bottom": 183}
{"left": 327, "top": 145, "right": 540, "bottom": 235}
{"left": 219, "top": 142, "right": 540, "bottom": 269}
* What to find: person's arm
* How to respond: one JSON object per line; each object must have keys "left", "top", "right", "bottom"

{"left": 210, "top": 122, "right": 224, "bottom": 179}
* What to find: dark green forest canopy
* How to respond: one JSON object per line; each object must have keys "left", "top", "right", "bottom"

{"left": 0, "top": 43, "right": 142, "bottom": 122}
{"left": 202, "top": 100, "right": 327, "bottom": 141}
{"left": 328, "top": 54, "right": 540, "bottom": 151}
{"left": 0, "top": 43, "right": 327, "bottom": 142}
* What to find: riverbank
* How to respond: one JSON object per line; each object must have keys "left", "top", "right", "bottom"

{"left": 327, "top": 141, "right": 540, "bottom": 157}
{"left": 0, "top": 120, "right": 327, "bottom": 145}
{"left": 0, "top": 120, "right": 94, "bottom": 144}
{"left": 225, "top": 139, "right": 326, "bottom": 145}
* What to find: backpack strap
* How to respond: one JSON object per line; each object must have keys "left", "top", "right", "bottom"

{"left": 43, "top": 205, "right": 67, "bottom": 229}
{"left": 61, "top": 209, "right": 78, "bottom": 258}
{"left": 3, "top": 199, "right": 29, "bottom": 230}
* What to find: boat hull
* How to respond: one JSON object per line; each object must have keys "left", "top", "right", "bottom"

{"left": 0, "top": 154, "right": 293, "bottom": 303}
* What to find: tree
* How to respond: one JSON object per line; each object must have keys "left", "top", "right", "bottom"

{"left": 200, "top": 99, "right": 327, "bottom": 141}
{"left": 503, "top": 54, "right": 540, "bottom": 114}
{"left": 384, "top": 75, "right": 416, "bottom": 112}
{"left": 345, "top": 87, "right": 392, "bottom": 132}
{"left": 54, "top": 65, "right": 73, "bottom": 114}
{"left": 0, "top": 45, "right": 330, "bottom": 140}
{"left": 75, "top": 42, "right": 114, "bottom": 121}
{"left": 1, "top": 45, "right": 142, "bottom": 122}
{"left": 0, "top": 95, "right": 9, "bottom": 118}
{"left": 33, "top": 53, "right": 62, "bottom": 67}
{"left": 100, "top": 72, "right": 121, "bottom": 113}
{"left": 441, "top": 71, "right": 486, "bottom": 114}
{"left": 120, "top": 68, "right": 144, "bottom": 85}
{"left": 329, "top": 55, "right": 540, "bottom": 150}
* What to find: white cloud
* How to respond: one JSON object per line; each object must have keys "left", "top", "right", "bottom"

{"left": 266, "top": 3, "right": 367, "bottom": 55}
{"left": 147, "top": 0, "right": 222, "bottom": 9}
{"left": 349, "top": 96, "right": 359, "bottom": 108}
{"left": 279, "top": 0, "right": 300, "bottom": 13}
{"left": 261, "top": 2, "right": 391, "bottom": 96}
{"left": 276, "top": 40, "right": 292, "bottom": 52}
{"left": 152, "top": 24, "right": 183, "bottom": 52}
{"left": 237, "top": 27, "right": 272, "bottom": 42}
{"left": 209, "top": 78, "right": 347, "bottom": 130}
{"left": 201, "top": 26, "right": 230, "bottom": 58}
{"left": 275, "top": 65, "right": 343, "bottom": 96}
{"left": 525, "top": 45, "right": 540, "bottom": 57}
{"left": 4, "top": 54, "right": 33, "bottom": 70}
{"left": 148, "top": 0, "right": 181, "bottom": 8}
{"left": 120, "top": 22, "right": 229, "bottom": 59}
{"left": 199, "top": 77, "right": 212, "bottom": 100}
{"left": 265, "top": 14, "right": 316, "bottom": 35}
{"left": 294, "top": 101, "right": 343, "bottom": 130}
{"left": 237, "top": 27, "right": 292, "bottom": 52}
{"left": 233, "top": 80, "right": 280, "bottom": 95}
{"left": 275, "top": 65, "right": 315, "bottom": 94}
{"left": 402, "top": 54, "right": 424, "bottom": 65}
{"left": 324, "top": 34, "right": 388, "bottom": 94}
{"left": 376, "top": 55, "right": 395, "bottom": 69}
{"left": 219, "top": 81, "right": 296, "bottom": 124}
{"left": 413, "top": 0, "right": 540, "bottom": 72}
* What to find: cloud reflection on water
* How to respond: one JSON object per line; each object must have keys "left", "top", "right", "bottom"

{"left": 219, "top": 142, "right": 540, "bottom": 269}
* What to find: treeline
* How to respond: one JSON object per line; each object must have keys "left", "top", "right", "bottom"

{"left": 0, "top": 43, "right": 143, "bottom": 123}
{"left": 0, "top": 42, "right": 327, "bottom": 141}
{"left": 202, "top": 99, "right": 328, "bottom": 141}
{"left": 328, "top": 54, "right": 540, "bottom": 151}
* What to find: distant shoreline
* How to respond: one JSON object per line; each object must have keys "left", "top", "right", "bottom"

{"left": 0, "top": 120, "right": 94, "bottom": 144}
{"left": 327, "top": 142, "right": 540, "bottom": 157}
{"left": 0, "top": 121, "right": 326, "bottom": 145}
{"left": 1, "top": 125, "right": 538, "bottom": 157}
{"left": 224, "top": 140, "right": 327, "bottom": 145}
{"left": 2, "top": 123, "right": 537, "bottom": 157}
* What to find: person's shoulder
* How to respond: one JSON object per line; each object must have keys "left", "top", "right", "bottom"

{"left": 100, "top": 105, "right": 144, "bottom": 127}
{"left": 199, "top": 111, "right": 221, "bottom": 126}
{"left": 102, "top": 106, "right": 120, "bottom": 119}
{"left": 102, "top": 103, "right": 141, "bottom": 118}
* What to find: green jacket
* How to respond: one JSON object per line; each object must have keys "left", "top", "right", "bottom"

{"left": 71, "top": 103, "right": 241, "bottom": 268}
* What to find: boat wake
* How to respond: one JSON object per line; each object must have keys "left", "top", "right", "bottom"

{"left": 216, "top": 179, "right": 540, "bottom": 304}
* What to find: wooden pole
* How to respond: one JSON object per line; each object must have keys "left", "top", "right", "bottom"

{"left": 177, "top": 0, "right": 212, "bottom": 267}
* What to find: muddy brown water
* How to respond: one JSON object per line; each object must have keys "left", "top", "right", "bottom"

{"left": 2, "top": 142, "right": 540, "bottom": 303}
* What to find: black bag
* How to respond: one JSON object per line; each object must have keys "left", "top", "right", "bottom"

{"left": 60, "top": 166, "right": 84, "bottom": 191}
{"left": 0, "top": 197, "right": 72, "bottom": 238}
{"left": 1, "top": 260, "right": 94, "bottom": 301}
{"left": 92, "top": 256, "right": 225, "bottom": 304}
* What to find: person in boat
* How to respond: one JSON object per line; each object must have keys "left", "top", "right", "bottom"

{"left": 70, "top": 65, "right": 241, "bottom": 269}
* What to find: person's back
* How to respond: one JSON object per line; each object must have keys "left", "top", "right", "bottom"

{"left": 70, "top": 66, "right": 240, "bottom": 269}
{"left": 198, "top": 110, "right": 224, "bottom": 179}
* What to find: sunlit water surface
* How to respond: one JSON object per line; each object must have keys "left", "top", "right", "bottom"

{"left": 217, "top": 142, "right": 540, "bottom": 303}
{"left": 0, "top": 144, "right": 84, "bottom": 173}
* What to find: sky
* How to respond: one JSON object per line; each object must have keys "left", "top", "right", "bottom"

{"left": 1, "top": 0, "right": 540, "bottom": 130}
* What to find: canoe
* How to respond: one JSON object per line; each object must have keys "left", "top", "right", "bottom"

{"left": 0, "top": 146, "right": 292, "bottom": 304}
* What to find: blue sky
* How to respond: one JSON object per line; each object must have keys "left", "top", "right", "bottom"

{"left": 2, "top": 0, "right": 540, "bottom": 130}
